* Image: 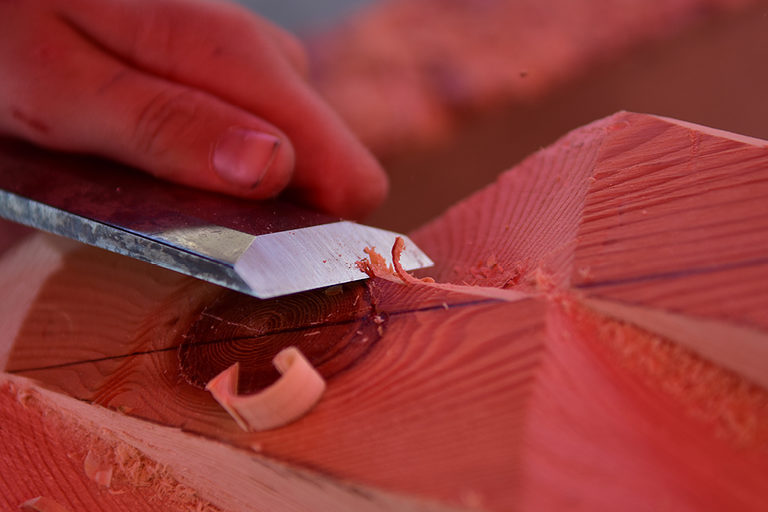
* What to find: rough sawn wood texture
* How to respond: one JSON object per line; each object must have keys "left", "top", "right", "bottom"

{"left": 1, "top": 112, "right": 767, "bottom": 511}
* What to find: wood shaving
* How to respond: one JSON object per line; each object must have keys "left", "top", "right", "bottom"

{"left": 205, "top": 347, "right": 326, "bottom": 432}
{"left": 358, "top": 237, "right": 529, "bottom": 303}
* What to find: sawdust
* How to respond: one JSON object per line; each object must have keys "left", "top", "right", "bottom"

{"left": 566, "top": 300, "right": 768, "bottom": 449}
{"left": 468, "top": 254, "right": 504, "bottom": 281}
{"left": 357, "top": 237, "right": 537, "bottom": 303}
{"left": 6, "top": 382, "right": 221, "bottom": 511}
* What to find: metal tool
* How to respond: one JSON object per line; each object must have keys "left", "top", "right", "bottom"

{"left": 0, "top": 138, "right": 433, "bottom": 298}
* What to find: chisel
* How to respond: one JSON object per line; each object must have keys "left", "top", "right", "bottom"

{"left": 0, "top": 138, "right": 432, "bottom": 298}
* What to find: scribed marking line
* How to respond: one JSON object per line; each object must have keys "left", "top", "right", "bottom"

{"left": 575, "top": 257, "right": 768, "bottom": 290}
{"left": 7, "top": 298, "right": 500, "bottom": 373}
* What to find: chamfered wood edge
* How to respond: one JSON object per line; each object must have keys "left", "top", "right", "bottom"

{"left": 581, "top": 297, "right": 768, "bottom": 390}
{"left": 0, "top": 372, "right": 469, "bottom": 512}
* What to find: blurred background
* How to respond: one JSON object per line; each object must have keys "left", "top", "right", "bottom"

{"left": 237, "top": 0, "right": 373, "bottom": 29}
{"left": 236, "top": 0, "right": 768, "bottom": 232}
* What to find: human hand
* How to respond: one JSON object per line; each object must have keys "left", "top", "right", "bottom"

{"left": 0, "top": 0, "right": 387, "bottom": 219}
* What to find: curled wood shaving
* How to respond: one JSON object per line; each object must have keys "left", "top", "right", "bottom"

{"left": 358, "top": 237, "right": 530, "bottom": 302}
{"left": 357, "top": 237, "right": 434, "bottom": 284}
{"left": 391, "top": 237, "right": 436, "bottom": 284}
{"left": 205, "top": 347, "right": 326, "bottom": 432}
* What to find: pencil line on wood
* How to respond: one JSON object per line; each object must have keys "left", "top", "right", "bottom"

{"left": 7, "top": 297, "right": 501, "bottom": 373}
{"left": 574, "top": 256, "right": 768, "bottom": 290}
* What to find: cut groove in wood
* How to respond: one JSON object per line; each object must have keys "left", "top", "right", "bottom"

{"left": 177, "top": 283, "right": 377, "bottom": 392}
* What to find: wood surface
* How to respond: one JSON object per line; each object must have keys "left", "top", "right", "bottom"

{"left": 1, "top": 112, "right": 767, "bottom": 511}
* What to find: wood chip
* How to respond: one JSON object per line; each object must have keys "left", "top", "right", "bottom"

{"left": 205, "top": 347, "right": 326, "bottom": 432}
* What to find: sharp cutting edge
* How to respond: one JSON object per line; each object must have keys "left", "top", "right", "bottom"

{"left": 0, "top": 139, "right": 433, "bottom": 298}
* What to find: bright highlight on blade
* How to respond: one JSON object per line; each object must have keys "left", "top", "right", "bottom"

{"left": 234, "top": 221, "right": 433, "bottom": 298}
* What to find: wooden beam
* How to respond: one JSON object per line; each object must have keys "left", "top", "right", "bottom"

{"left": 2, "top": 112, "right": 767, "bottom": 510}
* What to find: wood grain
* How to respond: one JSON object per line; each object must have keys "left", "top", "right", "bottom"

{"left": 519, "top": 300, "right": 768, "bottom": 512}
{"left": 0, "top": 374, "right": 461, "bottom": 512}
{"left": 2, "top": 112, "right": 767, "bottom": 510}
{"left": 0, "top": 379, "right": 219, "bottom": 512}
{"left": 573, "top": 116, "right": 768, "bottom": 330}
{"left": 2, "top": 245, "right": 548, "bottom": 509}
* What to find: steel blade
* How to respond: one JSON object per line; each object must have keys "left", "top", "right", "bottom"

{"left": 0, "top": 139, "right": 433, "bottom": 298}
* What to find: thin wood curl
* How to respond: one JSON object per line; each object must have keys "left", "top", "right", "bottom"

{"left": 205, "top": 347, "right": 326, "bottom": 432}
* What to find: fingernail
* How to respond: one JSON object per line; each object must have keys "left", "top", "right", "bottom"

{"left": 212, "top": 128, "right": 281, "bottom": 188}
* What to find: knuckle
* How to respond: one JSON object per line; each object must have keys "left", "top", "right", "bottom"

{"left": 283, "top": 35, "right": 310, "bottom": 76}
{"left": 215, "top": 6, "right": 278, "bottom": 51}
{"left": 215, "top": 3, "right": 260, "bottom": 35}
{"left": 131, "top": 89, "right": 204, "bottom": 158}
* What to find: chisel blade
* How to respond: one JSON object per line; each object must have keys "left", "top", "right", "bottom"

{"left": 0, "top": 139, "right": 433, "bottom": 298}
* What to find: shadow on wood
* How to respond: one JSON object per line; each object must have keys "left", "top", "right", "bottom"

{"left": 1, "top": 113, "right": 767, "bottom": 511}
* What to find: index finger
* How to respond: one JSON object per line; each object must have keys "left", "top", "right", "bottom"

{"left": 57, "top": 0, "right": 388, "bottom": 218}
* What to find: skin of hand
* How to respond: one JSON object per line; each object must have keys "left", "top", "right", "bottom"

{"left": 0, "top": 0, "right": 388, "bottom": 219}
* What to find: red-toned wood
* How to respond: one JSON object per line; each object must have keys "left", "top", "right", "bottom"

{"left": 0, "top": 218, "right": 30, "bottom": 256}
{"left": 0, "top": 380, "right": 218, "bottom": 511}
{"left": 1, "top": 112, "right": 767, "bottom": 511}
{"left": 571, "top": 117, "right": 768, "bottom": 329}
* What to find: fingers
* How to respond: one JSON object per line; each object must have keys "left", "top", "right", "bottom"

{"left": 57, "top": 0, "right": 388, "bottom": 218}
{"left": 0, "top": 11, "right": 295, "bottom": 199}
{"left": 251, "top": 16, "right": 310, "bottom": 79}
